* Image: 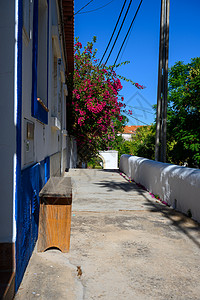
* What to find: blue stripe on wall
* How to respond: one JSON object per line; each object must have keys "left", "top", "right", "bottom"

{"left": 15, "top": 0, "right": 51, "bottom": 292}
{"left": 15, "top": 157, "right": 50, "bottom": 291}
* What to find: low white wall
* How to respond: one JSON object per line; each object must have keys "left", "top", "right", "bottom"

{"left": 99, "top": 150, "right": 118, "bottom": 169}
{"left": 119, "top": 155, "right": 200, "bottom": 223}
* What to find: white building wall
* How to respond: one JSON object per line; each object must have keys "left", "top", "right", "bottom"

{"left": 0, "top": 1, "right": 16, "bottom": 242}
{"left": 121, "top": 133, "right": 132, "bottom": 141}
{"left": 0, "top": 0, "right": 72, "bottom": 244}
{"left": 21, "top": 0, "right": 68, "bottom": 174}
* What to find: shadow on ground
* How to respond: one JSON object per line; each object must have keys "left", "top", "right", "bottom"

{"left": 94, "top": 170, "right": 200, "bottom": 249}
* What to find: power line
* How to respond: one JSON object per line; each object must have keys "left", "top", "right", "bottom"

{"left": 125, "top": 104, "right": 155, "bottom": 115}
{"left": 118, "top": 29, "right": 131, "bottom": 64}
{"left": 114, "top": 0, "right": 143, "bottom": 66}
{"left": 74, "top": 0, "right": 94, "bottom": 15}
{"left": 104, "top": 0, "right": 133, "bottom": 65}
{"left": 118, "top": 1, "right": 144, "bottom": 64}
{"left": 123, "top": 111, "right": 149, "bottom": 125}
{"left": 117, "top": 16, "right": 134, "bottom": 64}
{"left": 99, "top": 0, "right": 127, "bottom": 65}
{"left": 114, "top": 3, "right": 139, "bottom": 64}
{"left": 76, "top": 1, "right": 115, "bottom": 14}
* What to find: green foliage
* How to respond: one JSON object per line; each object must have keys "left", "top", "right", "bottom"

{"left": 114, "top": 139, "right": 134, "bottom": 160}
{"left": 114, "top": 125, "right": 155, "bottom": 161}
{"left": 167, "top": 57, "right": 200, "bottom": 167}
{"left": 87, "top": 156, "right": 103, "bottom": 169}
{"left": 114, "top": 58, "right": 200, "bottom": 168}
{"left": 131, "top": 125, "right": 156, "bottom": 159}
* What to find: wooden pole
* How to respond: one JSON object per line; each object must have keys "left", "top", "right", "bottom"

{"left": 160, "top": 0, "right": 170, "bottom": 162}
{"left": 155, "top": 0, "right": 170, "bottom": 162}
{"left": 155, "top": 0, "right": 165, "bottom": 161}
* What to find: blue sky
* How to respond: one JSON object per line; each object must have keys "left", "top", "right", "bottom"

{"left": 74, "top": 0, "right": 200, "bottom": 125}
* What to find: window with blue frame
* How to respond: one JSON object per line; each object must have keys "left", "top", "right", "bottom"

{"left": 23, "top": 0, "right": 31, "bottom": 41}
{"left": 32, "top": 0, "right": 49, "bottom": 124}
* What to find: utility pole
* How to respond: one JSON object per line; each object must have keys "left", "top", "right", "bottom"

{"left": 155, "top": 0, "right": 170, "bottom": 162}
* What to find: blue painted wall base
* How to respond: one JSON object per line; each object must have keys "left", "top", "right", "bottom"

{"left": 15, "top": 157, "right": 50, "bottom": 291}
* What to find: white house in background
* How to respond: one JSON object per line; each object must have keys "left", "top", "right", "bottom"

{"left": 119, "top": 125, "right": 142, "bottom": 141}
{"left": 0, "top": 0, "right": 75, "bottom": 297}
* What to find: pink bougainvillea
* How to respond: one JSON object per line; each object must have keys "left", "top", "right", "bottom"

{"left": 67, "top": 37, "right": 144, "bottom": 162}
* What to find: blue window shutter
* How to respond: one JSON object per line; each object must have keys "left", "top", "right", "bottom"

{"left": 31, "top": 0, "right": 48, "bottom": 124}
{"left": 31, "top": 0, "right": 38, "bottom": 118}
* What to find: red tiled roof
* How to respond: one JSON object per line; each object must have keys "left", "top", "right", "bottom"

{"left": 122, "top": 126, "right": 142, "bottom": 134}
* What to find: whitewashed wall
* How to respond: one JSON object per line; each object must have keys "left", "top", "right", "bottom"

{"left": 0, "top": 1, "right": 16, "bottom": 243}
{"left": 21, "top": 0, "right": 68, "bottom": 170}
{"left": 120, "top": 155, "right": 200, "bottom": 223}
{"left": 0, "top": 0, "right": 71, "bottom": 244}
{"left": 99, "top": 150, "right": 118, "bottom": 169}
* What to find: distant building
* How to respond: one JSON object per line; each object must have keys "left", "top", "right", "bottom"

{"left": 120, "top": 126, "right": 143, "bottom": 141}
{"left": 0, "top": 0, "right": 75, "bottom": 296}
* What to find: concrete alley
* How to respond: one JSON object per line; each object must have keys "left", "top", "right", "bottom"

{"left": 15, "top": 169, "right": 200, "bottom": 300}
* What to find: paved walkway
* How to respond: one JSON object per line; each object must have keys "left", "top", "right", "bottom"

{"left": 15, "top": 169, "right": 200, "bottom": 299}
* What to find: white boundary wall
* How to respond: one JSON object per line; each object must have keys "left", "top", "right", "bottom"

{"left": 119, "top": 155, "right": 200, "bottom": 223}
{"left": 99, "top": 150, "right": 118, "bottom": 169}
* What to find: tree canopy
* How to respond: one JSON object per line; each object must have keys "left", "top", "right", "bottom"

{"left": 114, "top": 125, "right": 155, "bottom": 161}
{"left": 167, "top": 57, "right": 200, "bottom": 167}
{"left": 115, "top": 57, "right": 200, "bottom": 168}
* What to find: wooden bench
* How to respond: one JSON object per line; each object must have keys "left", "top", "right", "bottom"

{"left": 37, "top": 177, "right": 72, "bottom": 253}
